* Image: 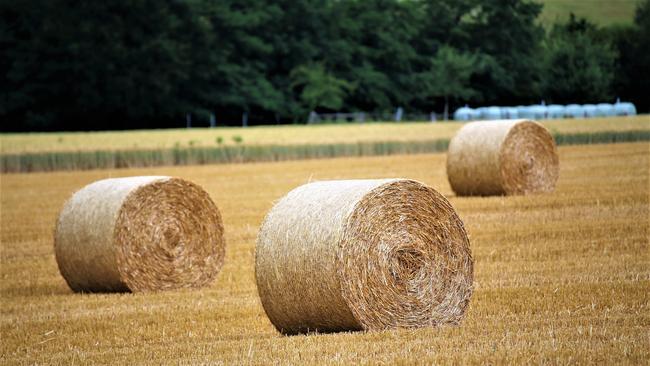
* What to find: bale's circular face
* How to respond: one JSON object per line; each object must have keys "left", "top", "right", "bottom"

{"left": 338, "top": 180, "right": 473, "bottom": 330}
{"left": 114, "top": 178, "right": 225, "bottom": 292}
{"left": 499, "top": 121, "right": 559, "bottom": 195}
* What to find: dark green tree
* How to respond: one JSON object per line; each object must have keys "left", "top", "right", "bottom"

{"left": 1, "top": 0, "right": 213, "bottom": 130}
{"left": 262, "top": 0, "right": 330, "bottom": 121}
{"left": 290, "top": 63, "right": 354, "bottom": 112}
{"left": 415, "top": 0, "right": 544, "bottom": 107}
{"left": 327, "top": 0, "right": 421, "bottom": 111}
{"left": 448, "top": 0, "right": 542, "bottom": 102}
{"left": 609, "top": 0, "right": 650, "bottom": 112}
{"left": 3, "top": 0, "right": 638, "bottom": 130}
{"left": 416, "top": 46, "right": 479, "bottom": 119}
{"left": 542, "top": 14, "right": 617, "bottom": 104}
{"left": 202, "top": 0, "right": 283, "bottom": 122}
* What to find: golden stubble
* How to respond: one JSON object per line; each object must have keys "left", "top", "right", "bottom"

{"left": 1, "top": 142, "right": 648, "bottom": 365}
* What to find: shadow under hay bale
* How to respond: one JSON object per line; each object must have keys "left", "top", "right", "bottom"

{"left": 54, "top": 176, "right": 225, "bottom": 293}
{"left": 446, "top": 119, "right": 559, "bottom": 196}
{"left": 255, "top": 179, "right": 473, "bottom": 335}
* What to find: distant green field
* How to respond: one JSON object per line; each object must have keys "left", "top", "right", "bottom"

{"left": 538, "top": 0, "right": 639, "bottom": 26}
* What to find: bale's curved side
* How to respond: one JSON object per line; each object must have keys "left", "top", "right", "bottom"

{"left": 55, "top": 176, "right": 225, "bottom": 293}
{"left": 446, "top": 120, "right": 518, "bottom": 196}
{"left": 256, "top": 179, "right": 395, "bottom": 334}
{"left": 255, "top": 179, "right": 473, "bottom": 334}
{"left": 446, "top": 119, "right": 558, "bottom": 196}
{"left": 55, "top": 176, "right": 169, "bottom": 292}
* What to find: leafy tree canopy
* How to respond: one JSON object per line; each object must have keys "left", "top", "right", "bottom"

{"left": 0, "top": 0, "right": 646, "bottom": 131}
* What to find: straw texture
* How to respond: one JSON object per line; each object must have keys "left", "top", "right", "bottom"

{"left": 55, "top": 176, "right": 224, "bottom": 292}
{"left": 446, "top": 119, "right": 559, "bottom": 196}
{"left": 255, "top": 179, "right": 473, "bottom": 334}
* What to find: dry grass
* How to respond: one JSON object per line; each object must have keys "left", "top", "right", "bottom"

{"left": 1, "top": 142, "right": 648, "bottom": 364}
{"left": 1, "top": 116, "right": 648, "bottom": 154}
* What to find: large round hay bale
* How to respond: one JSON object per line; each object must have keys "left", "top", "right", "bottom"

{"left": 255, "top": 179, "right": 473, "bottom": 334}
{"left": 446, "top": 119, "right": 559, "bottom": 196}
{"left": 55, "top": 176, "right": 225, "bottom": 293}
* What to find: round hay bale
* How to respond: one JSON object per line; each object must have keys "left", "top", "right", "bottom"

{"left": 54, "top": 176, "right": 225, "bottom": 293}
{"left": 446, "top": 119, "right": 559, "bottom": 196}
{"left": 255, "top": 179, "right": 473, "bottom": 334}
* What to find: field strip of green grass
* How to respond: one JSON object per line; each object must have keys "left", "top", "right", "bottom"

{"left": 1, "top": 130, "right": 649, "bottom": 173}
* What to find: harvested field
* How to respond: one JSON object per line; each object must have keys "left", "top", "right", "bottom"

{"left": 1, "top": 142, "right": 649, "bottom": 364}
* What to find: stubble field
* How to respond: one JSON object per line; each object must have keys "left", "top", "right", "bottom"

{"left": 1, "top": 142, "right": 648, "bottom": 364}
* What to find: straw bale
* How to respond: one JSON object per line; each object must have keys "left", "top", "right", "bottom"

{"left": 255, "top": 179, "right": 473, "bottom": 334}
{"left": 54, "top": 176, "right": 224, "bottom": 292}
{"left": 446, "top": 119, "right": 559, "bottom": 196}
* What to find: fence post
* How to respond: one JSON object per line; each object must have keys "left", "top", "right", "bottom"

{"left": 308, "top": 111, "right": 318, "bottom": 124}
{"left": 395, "top": 107, "right": 403, "bottom": 122}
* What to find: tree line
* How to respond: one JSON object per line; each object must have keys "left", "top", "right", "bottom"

{"left": 1, "top": 0, "right": 648, "bottom": 131}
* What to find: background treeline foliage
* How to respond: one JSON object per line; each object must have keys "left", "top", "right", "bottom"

{"left": 1, "top": 0, "right": 648, "bottom": 131}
